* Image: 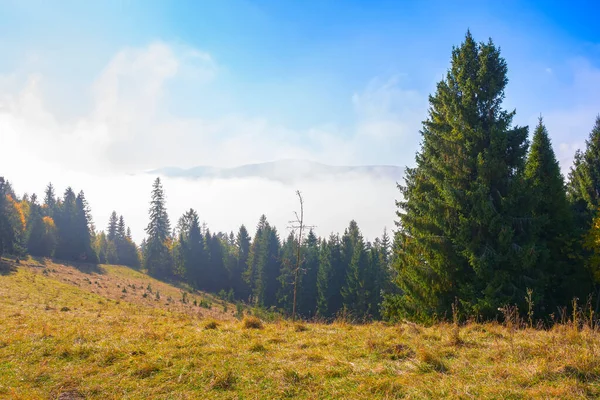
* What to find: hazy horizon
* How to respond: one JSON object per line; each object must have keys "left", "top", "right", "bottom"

{"left": 1, "top": 1, "right": 598, "bottom": 244}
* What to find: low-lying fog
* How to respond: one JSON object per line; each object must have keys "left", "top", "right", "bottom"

{"left": 6, "top": 166, "right": 400, "bottom": 244}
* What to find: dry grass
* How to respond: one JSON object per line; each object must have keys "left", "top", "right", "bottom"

{"left": 2, "top": 257, "right": 600, "bottom": 399}
{"left": 242, "top": 315, "right": 263, "bottom": 329}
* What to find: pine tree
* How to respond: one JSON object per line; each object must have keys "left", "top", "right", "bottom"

{"left": 567, "top": 116, "right": 600, "bottom": 220}
{"left": 316, "top": 233, "right": 344, "bottom": 318}
{"left": 525, "top": 117, "right": 586, "bottom": 311}
{"left": 391, "top": 32, "right": 532, "bottom": 321}
{"left": 278, "top": 232, "right": 298, "bottom": 313}
{"left": 295, "top": 230, "right": 319, "bottom": 318}
{"left": 74, "top": 191, "right": 97, "bottom": 262}
{"left": 179, "top": 209, "right": 206, "bottom": 288}
{"left": 43, "top": 183, "right": 57, "bottom": 217}
{"left": 232, "top": 225, "right": 251, "bottom": 300}
{"left": 107, "top": 211, "right": 118, "bottom": 242}
{"left": 54, "top": 188, "right": 77, "bottom": 260}
{"left": 144, "top": 177, "right": 172, "bottom": 278}
{"left": 341, "top": 226, "right": 369, "bottom": 319}
{"left": 0, "top": 177, "right": 15, "bottom": 257}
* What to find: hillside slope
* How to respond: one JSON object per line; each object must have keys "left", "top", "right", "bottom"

{"left": 1, "top": 257, "right": 600, "bottom": 399}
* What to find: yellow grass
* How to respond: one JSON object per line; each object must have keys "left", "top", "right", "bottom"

{"left": 1, "top": 257, "right": 600, "bottom": 399}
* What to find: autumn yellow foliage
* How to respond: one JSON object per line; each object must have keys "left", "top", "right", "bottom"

{"left": 5, "top": 194, "right": 26, "bottom": 232}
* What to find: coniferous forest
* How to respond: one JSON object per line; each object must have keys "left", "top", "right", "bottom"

{"left": 3, "top": 32, "right": 600, "bottom": 324}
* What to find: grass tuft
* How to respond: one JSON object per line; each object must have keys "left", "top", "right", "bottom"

{"left": 211, "top": 370, "right": 237, "bottom": 390}
{"left": 204, "top": 320, "right": 219, "bottom": 330}
{"left": 242, "top": 316, "right": 263, "bottom": 329}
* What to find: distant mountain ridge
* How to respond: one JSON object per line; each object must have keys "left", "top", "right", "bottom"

{"left": 151, "top": 159, "right": 403, "bottom": 184}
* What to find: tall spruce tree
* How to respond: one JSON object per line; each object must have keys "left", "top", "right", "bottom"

{"left": 144, "top": 177, "right": 172, "bottom": 278}
{"left": 567, "top": 116, "right": 600, "bottom": 220}
{"left": 391, "top": 32, "right": 532, "bottom": 321}
{"left": 567, "top": 116, "right": 600, "bottom": 305}
{"left": 525, "top": 117, "right": 586, "bottom": 311}
{"left": 107, "top": 211, "right": 118, "bottom": 242}
{"left": 232, "top": 225, "right": 251, "bottom": 300}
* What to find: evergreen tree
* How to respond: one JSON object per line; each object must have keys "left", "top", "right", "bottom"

{"left": 0, "top": 177, "right": 15, "bottom": 257}
{"left": 296, "top": 230, "right": 319, "bottom": 318}
{"left": 43, "top": 183, "right": 57, "bottom": 217}
{"left": 107, "top": 212, "right": 118, "bottom": 241}
{"left": 246, "top": 215, "right": 281, "bottom": 307}
{"left": 144, "top": 177, "right": 172, "bottom": 278}
{"left": 316, "top": 233, "right": 344, "bottom": 318}
{"left": 341, "top": 226, "right": 370, "bottom": 319}
{"left": 54, "top": 187, "right": 77, "bottom": 260}
{"left": 26, "top": 198, "right": 57, "bottom": 257}
{"left": 232, "top": 225, "right": 251, "bottom": 300}
{"left": 525, "top": 117, "right": 587, "bottom": 311}
{"left": 567, "top": 116, "right": 600, "bottom": 220}
{"left": 391, "top": 32, "right": 532, "bottom": 321}
{"left": 277, "top": 232, "right": 297, "bottom": 313}
{"left": 74, "top": 191, "right": 97, "bottom": 262}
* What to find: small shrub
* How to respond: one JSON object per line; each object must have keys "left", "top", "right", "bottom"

{"left": 122, "top": 288, "right": 127, "bottom": 293}
{"left": 294, "top": 323, "right": 308, "bottom": 332}
{"left": 142, "top": 293, "right": 148, "bottom": 298}
{"left": 155, "top": 291, "right": 160, "bottom": 300}
{"left": 235, "top": 303, "right": 244, "bottom": 319}
{"left": 60, "top": 307, "right": 70, "bottom": 312}
{"left": 199, "top": 299, "right": 212, "bottom": 309}
{"left": 181, "top": 292, "right": 188, "bottom": 304}
{"left": 242, "top": 316, "right": 263, "bottom": 329}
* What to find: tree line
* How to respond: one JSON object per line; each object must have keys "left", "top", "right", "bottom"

{"left": 0, "top": 175, "right": 393, "bottom": 320}
{"left": 2, "top": 31, "right": 600, "bottom": 323}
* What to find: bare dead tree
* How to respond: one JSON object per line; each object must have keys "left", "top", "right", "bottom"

{"left": 288, "top": 190, "right": 315, "bottom": 322}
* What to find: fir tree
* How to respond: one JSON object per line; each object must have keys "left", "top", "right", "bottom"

{"left": 144, "top": 177, "right": 172, "bottom": 277}
{"left": 525, "top": 117, "right": 586, "bottom": 311}
{"left": 232, "top": 225, "right": 251, "bottom": 300}
{"left": 391, "top": 32, "right": 532, "bottom": 321}
{"left": 43, "top": 183, "right": 56, "bottom": 217}
{"left": 567, "top": 115, "right": 600, "bottom": 219}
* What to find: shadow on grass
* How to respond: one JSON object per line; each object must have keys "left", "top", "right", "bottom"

{"left": 34, "top": 256, "right": 107, "bottom": 275}
{"left": 0, "top": 258, "right": 17, "bottom": 275}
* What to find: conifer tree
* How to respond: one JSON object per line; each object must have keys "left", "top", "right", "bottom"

{"left": 43, "top": 183, "right": 56, "bottom": 217}
{"left": 525, "top": 117, "right": 586, "bottom": 310}
{"left": 391, "top": 32, "right": 532, "bottom": 321}
{"left": 296, "top": 230, "right": 319, "bottom": 317}
{"left": 567, "top": 116, "right": 600, "bottom": 220}
{"left": 232, "top": 225, "right": 251, "bottom": 300}
{"left": 0, "top": 177, "right": 15, "bottom": 257}
{"left": 316, "top": 233, "right": 344, "bottom": 318}
{"left": 144, "top": 177, "right": 172, "bottom": 277}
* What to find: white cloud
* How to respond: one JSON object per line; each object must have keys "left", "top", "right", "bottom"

{"left": 537, "top": 59, "right": 600, "bottom": 176}
{"left": 0, "top": 41, "right": 417, "bottom": 243}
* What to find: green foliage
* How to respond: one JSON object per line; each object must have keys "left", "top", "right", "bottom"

{"left": 144, "top": 178, "right": 173, "bottom": 278}
{"left": 525, "top": 118, "right": 589, "bottom": 311}
{"left": 392, "top": 32, "right": 533, "bottom": 321}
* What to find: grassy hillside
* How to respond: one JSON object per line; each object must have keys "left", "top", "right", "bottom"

{"left": 1, "top": 258, "right": 600, "bottom": 399}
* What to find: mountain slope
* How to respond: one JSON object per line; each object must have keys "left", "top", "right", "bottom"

{"left": 151, "top": 159, "right": 404, "bottom": 184}
{"left": 1, "top": 257, "right": 599, "bottom": 399}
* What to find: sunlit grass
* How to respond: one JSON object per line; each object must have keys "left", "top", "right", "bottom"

{"left": 1, "top": 257, "right": 600, "bottom": 399}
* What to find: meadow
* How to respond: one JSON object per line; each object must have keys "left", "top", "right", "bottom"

{"left": 1, "top": 257, "right": 599, "bottom": 399}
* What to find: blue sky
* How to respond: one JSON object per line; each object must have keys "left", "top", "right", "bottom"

{"left": 1, "top": 0, "right": 599, "bottom": 240}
